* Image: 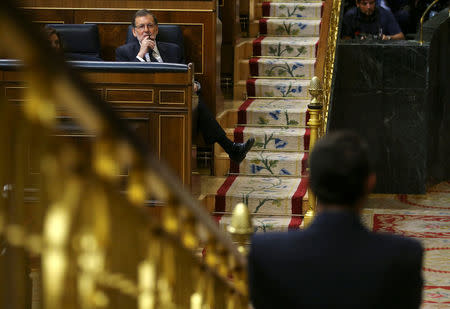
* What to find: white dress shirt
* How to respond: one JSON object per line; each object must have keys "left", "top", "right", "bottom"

{"left": 135, "top": 41, "right": 201, "bottom": 91}
{"left": 135, "top": 41, "right": 163, "bottom": 63}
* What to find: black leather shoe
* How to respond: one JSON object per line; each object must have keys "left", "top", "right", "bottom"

{"left": 229, "top": 137, "right": 255, "bottom": 163}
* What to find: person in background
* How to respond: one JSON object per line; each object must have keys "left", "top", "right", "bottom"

{"left": 43, "top": 27, "right": 62, "bottom": 50}
{"left": 248, "top": 131, "right": 423, "bottom": 308}
{"left": 43, "top": 26, "right": 103, "bottom": 61}
{"left": 342, "top": 0, "right": 405, "bottom": 39}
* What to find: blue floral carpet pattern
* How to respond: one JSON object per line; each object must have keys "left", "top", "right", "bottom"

{"left": 215, "top": 0, "right": 322, "bottom": 232}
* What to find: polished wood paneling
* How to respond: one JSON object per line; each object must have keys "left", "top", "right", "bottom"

{"left": 106, "top": 88, "right": 154, "bottom": 104}
{"left": 158, "top": 114, "right": 187, "bottom": 182}
{"left": 95, "top": 23, "right": 132, "bottom": 61}
{"left": 18, "top": 0, "right": 215, "bottom": 10}
{"left": 84, "top": 72, "right": 189, "bottom": 84}
{"left": 1, "top": 67, "right": 193, "bottom": 186}
{"left": 159, "top": 89, "right": 185, "bottom": 104}
{"left": 26, "top": 9, "right": 74, "bottom": 24}
{"left": 220, "top": 0, "right": 239, "bottom": 76}
{"left": 5, "top": 86, "right": 26, "bottom": 101}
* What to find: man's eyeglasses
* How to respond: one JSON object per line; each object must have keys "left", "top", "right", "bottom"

{"left": 135, "top": 23, "right": 156, "bottom": 30}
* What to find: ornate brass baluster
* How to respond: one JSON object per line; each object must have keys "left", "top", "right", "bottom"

{"left": 139, "top": 232, "right": 162, "bottom": 309}
{"left": 42, "top": 161, "right": 82, "bottom": 309}
{"left": 75, "top": 179, "right": 111, "bottom": 309}
{"left": 128, "top": 168, "right": 147, "bottom": 206}
{"left": 93, "top": 137, "right": 120, "bottom": 181}
{"left": 228, "top": 203, "right": 253, "bottom": 255}
{"left": 180, "top": 208, "right": 199, "bottom": 250}
{"left": 304, "top": 77, "right": 324, "bottom": 228}
{"left": 158, "top": 241, "right": 176, "bottom": 309}
{"left": 139, "top": 260, "right": 157, "bottom": 309}
{"left": 190, "top": 267, "right": 206, "bottom": 309}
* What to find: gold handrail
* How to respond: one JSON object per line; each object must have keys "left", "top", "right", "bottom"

{"left": 304, "top": 77, "right": 323, "bottom": 227}
{"left": 304, "top": 0, "right": 341, "bottom": 225}
{"left": 419, "top": 0, "right": 441, "bottom": 44}
{"left": 321, "top": 0, "right": 342, "bottom": 135}
{"left": 0, "top": 1, "right": 248, "bottom": 308}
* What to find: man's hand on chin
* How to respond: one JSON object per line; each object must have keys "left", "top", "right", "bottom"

{"left": 137, "top": 36, "right": 156, "bottom": 58}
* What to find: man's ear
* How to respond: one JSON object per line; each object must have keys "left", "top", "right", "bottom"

{"left": 132, "top": 28, "right": 137, "bottom": 38}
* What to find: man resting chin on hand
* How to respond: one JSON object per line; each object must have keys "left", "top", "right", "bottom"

{"left": 116, "top": 10, "right": 255, "bottom": 164}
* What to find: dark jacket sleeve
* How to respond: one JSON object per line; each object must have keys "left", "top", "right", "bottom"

{"left": 392, "top": 238, "right": 424, "bottom": 309}
{"left": 402, "top": 240, "right": 424, "bottom": 309}
{"left": 248, "top": 241, "right": 267, "bottom": 309}
{"left": 248, "top": 237, "right": 283, "bottom": 309}
{"left": 341, "top": 9, "right": 356, "bottom": 38}
{"left": 115, "top": 44, "right": 140, "bottom": 62}
{"left": 382, "top": 8, "right": 403, "bottom": 35}
{"left": 115, "top": 45, "right": 128, "bottom": 61}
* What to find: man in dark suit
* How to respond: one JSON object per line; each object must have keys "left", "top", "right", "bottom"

{"left": 116, "top": 10, "right": 254, "bottom": 163}
{"left": 248, "top": 131, "right": 423, "bottom": 308}
{"left": 115, "top": 11, "right": 183, "bottom": 63}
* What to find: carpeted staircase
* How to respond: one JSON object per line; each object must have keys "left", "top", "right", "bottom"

{"left": 214, "top": 0, "right": 322, "bottom": 232}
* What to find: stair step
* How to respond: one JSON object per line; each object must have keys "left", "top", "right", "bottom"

{"left": 238, "top": 98, "right": 310, "bottom": 126}
{"left": 215, "top": 214, "right": 304, "bottom": 232}
{"left": 259, "top": 2, "right": 323, "bottom": 19}
{"left": 260, "top": 18, "right": 321, "bottom": 37}
{"left": 247, "top": 78, "right": 311, "bottom": 99}
{"left": 232, "top": 150, "right": 308, "bottom": 177}
{"left": 233, "top": 126, "right": 310, "bottom": 152}
{"left": 214, "top": 0, "right": 322, "bottom": 232}
{"left": 215, "top": 175, "right": 309, "bottom": 215}
{"left": 253, "top": 36, "right": 319, "bottom": 58}
{"left": 250, "top": 57, "right": 316, "bottom": 78}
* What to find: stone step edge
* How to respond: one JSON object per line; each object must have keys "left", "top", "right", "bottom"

{"left": 213, "top": 212, "right": 306, "bottom": 217}
{"left": 200, "top": 192, "right": 310, "bottom": 215}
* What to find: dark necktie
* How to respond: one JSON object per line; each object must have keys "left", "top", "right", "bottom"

{"left": 149, "top": 51, "right": 157, "bottom": 62}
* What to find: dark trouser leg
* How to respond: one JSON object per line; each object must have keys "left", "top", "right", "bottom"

{"left": 196, "top": 96, "right": 234, "bottom": 153}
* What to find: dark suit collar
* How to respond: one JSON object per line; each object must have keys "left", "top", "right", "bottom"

{"left": 156, "top": 41, "right": 168, "bottom": 62}
{"left": 131, "top": 42, "right": 140, "bottom": 55}
{"left": 308, "top": 210, "right": 367, "bottom": 233}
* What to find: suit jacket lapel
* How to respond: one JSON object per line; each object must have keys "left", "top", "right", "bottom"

{"left": 131, "top": 43, "right": 141, "bottom": 61}
{"left": 157, "top": 42, "right": 167, "bottom": 63}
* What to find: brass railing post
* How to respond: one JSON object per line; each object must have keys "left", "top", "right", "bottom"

{"left": 228, "top": 203, "right": 253, "bottom": 255}
{"left": 418, "top": 0, "right": 441, "bottom": 44}
{"left": 304, "top": 77, "right": 323, "bottom": 228}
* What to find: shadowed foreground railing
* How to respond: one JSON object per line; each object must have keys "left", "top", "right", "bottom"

{"left": 0, "top": 1, "right": 248, "bottom": 308}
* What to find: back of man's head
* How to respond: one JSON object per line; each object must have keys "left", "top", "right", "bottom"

{"left": 309, "top": 131, "right": 372, "bottom": 208}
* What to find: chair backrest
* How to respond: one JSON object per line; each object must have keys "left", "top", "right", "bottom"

{"left": 126, "top": 24, "right": 185, "bottom": 58}
{"left": 46, "top": 24, "right": 102, "bottom": 61}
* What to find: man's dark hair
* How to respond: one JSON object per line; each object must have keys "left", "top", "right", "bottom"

{"left": 309, "top": 131, "right": 372, "bottom": 207}
{"left": 131, "top": 9, "right": 158, "bottom": 27}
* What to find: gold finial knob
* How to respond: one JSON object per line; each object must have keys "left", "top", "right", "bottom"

{"left": 228, "top": 203, "right": 253, "bottom": 255}
{"left": 308, "top": 76, "right": 322, "bottom": 107}
{"left": 227, "top": 203, "right": 253, "bottom": 235}
{"left": 309, "top": 76, "right": 321, "bottom": 90}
